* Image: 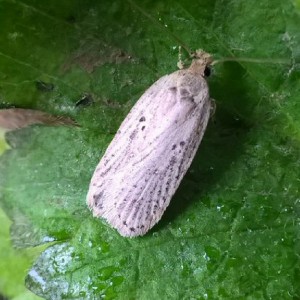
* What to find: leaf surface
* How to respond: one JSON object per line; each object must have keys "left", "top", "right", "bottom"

{"left": 0, "top": 0, "right": 299, "bottom": 299}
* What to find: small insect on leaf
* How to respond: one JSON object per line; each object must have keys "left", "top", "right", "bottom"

{"left": 75, "top": 93, "right": 94, "bottom": 107}
{"left": 87, "top": 49, "right": 213, "bottom": 237}
{"left": 35, "top": 80, "right": 54, "bottom": 92}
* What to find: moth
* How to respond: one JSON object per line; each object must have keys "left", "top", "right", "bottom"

{"left": 87, "top": 50, "right": 213, "bottom": 237}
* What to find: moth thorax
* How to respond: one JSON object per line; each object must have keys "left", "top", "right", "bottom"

{"left": 189, "top": 59, "right": 211, "bottom": 77}
{"left": 188, "top": 50, "right": 213, "bottom": 77}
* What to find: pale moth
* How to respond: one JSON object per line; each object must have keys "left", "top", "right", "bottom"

{"left": 87, "top": 49, "right": 213, "bottom": 237}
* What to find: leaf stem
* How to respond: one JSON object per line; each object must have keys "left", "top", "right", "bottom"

{"left": 212, "top": 57, "right": 292, "bottom": 65}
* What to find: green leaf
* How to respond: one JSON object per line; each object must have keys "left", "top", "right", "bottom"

{"left": 0, "top": 208, "right": 43, "bottom": 300}
{"left": 0, "top": 0, "right": 300, "bottom": 299}
{"left": 0, "top": 129, "right": 10, "bottom": 155}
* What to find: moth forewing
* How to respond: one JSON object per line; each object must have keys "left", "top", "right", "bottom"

{"left": 87, "top": 50, "right": 212, "bottom": 237}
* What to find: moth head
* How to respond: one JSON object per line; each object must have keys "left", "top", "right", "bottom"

{"left": 188, "top": 49, "right": 213, "bottom": 77}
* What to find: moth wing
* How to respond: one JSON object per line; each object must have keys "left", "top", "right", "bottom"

{"left": 88, "top": 73, "right": 181, "bottom": 173}
{"left": 87, "top": 70, "right": 211, "bottom": 236}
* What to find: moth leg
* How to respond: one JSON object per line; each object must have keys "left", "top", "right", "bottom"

{"left": 210, "top": 98, "right": 217, "bottom": 118}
